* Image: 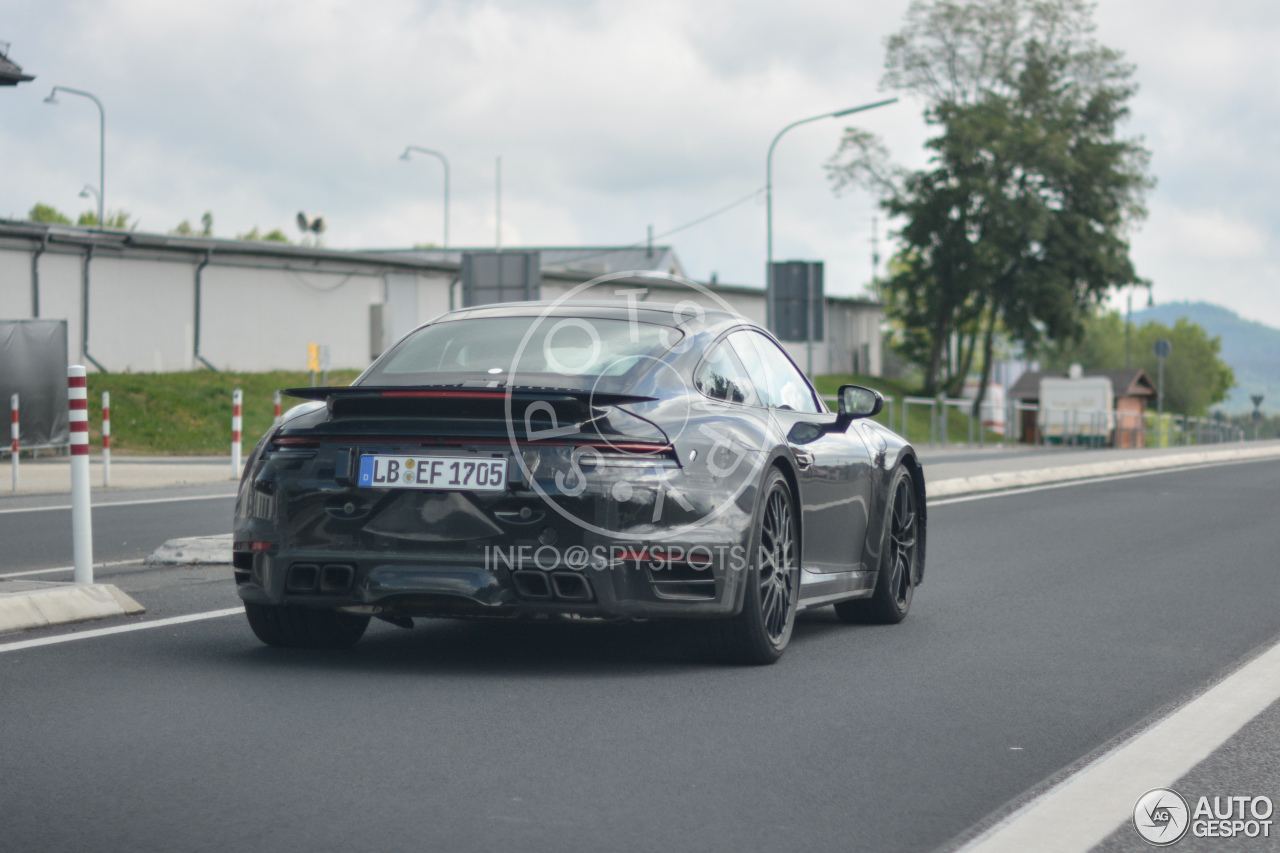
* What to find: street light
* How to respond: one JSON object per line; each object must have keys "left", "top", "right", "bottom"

{"left": 45, "top": 86, "right": 105, "bottom": 228}
{"left": 401, "top": 145, "right": 450, "bottom": 249}
{"left": 765, "top": 97, "right": 897, "bottom": 330}
{"left": 79, "top": 184, "right": 99, "bottom": 212}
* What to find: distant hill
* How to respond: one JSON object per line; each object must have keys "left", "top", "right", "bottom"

{"left": 1131, "top": 301, "right": 1279, "bottom": 414}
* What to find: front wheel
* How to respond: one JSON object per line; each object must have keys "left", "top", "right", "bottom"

{"left": 835, "top": 465, "right": 918, "bottom": 625}
{"left": 708, "top": 468, "right": 800, "bottom": 665}
{"left": 244, "top": 602, "right": 370, "bottom": 649}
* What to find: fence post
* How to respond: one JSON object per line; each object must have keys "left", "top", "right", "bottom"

{"left": 10, "top": 393, "right": 18, "bottom": 492}
{"left": 68, "top": 366, "right": 94, "bottom": 584}
{"left": 232, "top": 387, "right": 243, "bottom": 476}
{"left": 273, "top": 390, "right": 282, "bottom": 427}
{"left": 102, "top": 391, "right": 111, "bottom": 488}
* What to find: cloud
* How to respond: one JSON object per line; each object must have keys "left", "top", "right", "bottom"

{"left": 0, "top": 0, "right": 1276, "bottom": 326}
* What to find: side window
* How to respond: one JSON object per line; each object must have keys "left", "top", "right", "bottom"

{"left": 694, "top": 337, "right": 758, "bottom": 406}
{"left": 729, "top": 331, "right": 820, "bottom": 413}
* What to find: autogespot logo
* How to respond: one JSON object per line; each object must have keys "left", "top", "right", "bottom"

{"left": 502, "top": 270, "right": 769, "bottom": 541}
{"left": 1133, "top": 788, "right": 1190, "bottom": 846}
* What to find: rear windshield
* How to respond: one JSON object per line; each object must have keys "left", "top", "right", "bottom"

{"left": 361, "top": 315, "right": 680, "bottom": 389}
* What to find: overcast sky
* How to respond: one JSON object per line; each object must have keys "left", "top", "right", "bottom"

{"left": 2, "top": 0, "right": 1278, "bottom": 327}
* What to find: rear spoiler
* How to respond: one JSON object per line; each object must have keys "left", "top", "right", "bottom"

{"left": 281, "top": 386, "right": 657, "bottom": 407}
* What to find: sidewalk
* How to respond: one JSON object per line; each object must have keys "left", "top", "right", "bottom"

{"left": 920, "top": 440, "right": 1280, "bottom": 498}
{"left": 4, "top": 456, "right": 237, "bottom": 495}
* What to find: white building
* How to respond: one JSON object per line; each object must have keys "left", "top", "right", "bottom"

{"left": 0, "top": 221, "right": 882, "bottom": 377}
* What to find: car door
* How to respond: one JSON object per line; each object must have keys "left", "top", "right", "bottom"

{"left": 728, "top": 330, "right": 874, "bottom": 573}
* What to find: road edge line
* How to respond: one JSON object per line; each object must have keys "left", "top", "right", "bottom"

{"left": 0, "top": 607, "right": 243, "bottom": 654}
{"left": 0, "top": 492, "right": 237, "bottom": 516}
{"left": 928, "top": 456, "right": 1273, "bottom": 506}
{"left": 952, "top": 632, "right": 1280, "bottom": 853}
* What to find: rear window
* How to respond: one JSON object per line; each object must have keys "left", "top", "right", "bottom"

{"left": 362, "top": 315, "right": 680, "bottom": 388}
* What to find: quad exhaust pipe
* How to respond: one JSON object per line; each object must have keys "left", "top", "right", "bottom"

{"left": 511, "top": 570, "right": 593, "bottom": 602}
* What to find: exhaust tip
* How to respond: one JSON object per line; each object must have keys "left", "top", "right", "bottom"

{"left": 286, "top": 563, "right": 319, "bottom": 592}
{"left": 320, "top": 564, "right": 355, "bottom": 592}
{"left": 550, "top": 572, "right": 593, "bottom": 601}
{"left": 511, "top": 570, "right": 552, "bottom": 599}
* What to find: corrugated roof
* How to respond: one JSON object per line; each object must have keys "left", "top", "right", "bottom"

{"left": 1009, "top": 368, "right": 1156, "bottom": 400}
{"left": 373, "top": 245, "right": 685, "bottom": 277}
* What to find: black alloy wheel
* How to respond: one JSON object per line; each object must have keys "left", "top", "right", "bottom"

{"left": 711, "top": 467, "right": 799, "bottom": 664}
{"left": 836, "top": 466, "right": 918, "bottom": 625}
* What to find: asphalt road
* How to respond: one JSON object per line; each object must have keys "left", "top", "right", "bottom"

{"left": 0, "top": 484, "right": 237, "bottom": 572}
{"left": 1, "top": 460, "right": 1278, "bottom": 852}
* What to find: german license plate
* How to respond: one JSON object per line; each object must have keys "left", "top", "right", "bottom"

{"left": 358, "top": 455, "right": 508, "bottom": 492}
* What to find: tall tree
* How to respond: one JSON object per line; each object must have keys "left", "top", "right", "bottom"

{"left": 828, "top": 0, "right": 1153, "bottom": 408}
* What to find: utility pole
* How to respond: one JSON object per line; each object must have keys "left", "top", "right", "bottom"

{"left": 495, "top": 156, "right": 502, "bottom": 250}
{"left": 871, "top": 216, "right": 880, "bottom": 292}
{"left": 1154, "top": 338, "right": 1171, "bottom": 446}
{"left": 1125, "top": 291, "right": 1133, "bottom": 368}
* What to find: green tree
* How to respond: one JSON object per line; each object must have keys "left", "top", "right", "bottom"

{"left": 28, "top": 203, "right": 71, "bottom": 224}
{"left": 828, "top": 0, "right": 1152, "bottom": 409}
{"left": 237, "top": 226, "right": 290, "bottom": 243}
{"left": 1037, "top": 310, "right": 1234, "bottom": 415}
{"left": 77, "top": 210, "right": 136, "bottom": 229}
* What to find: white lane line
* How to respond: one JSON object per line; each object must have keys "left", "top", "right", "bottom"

{"left": 0, "top": 607, "right": 243, "bottom": 654}
{"left": 0, "top": 492, "right": 237, "bottom": 515}
{"left": 0, "top": 558, "right": 144, "bottom": 578}
{"left": 928, "top": 457, "right": 1268, "bottom": 507}
{"left": 956, "top": 633, "right": 1280, "bottom": 853}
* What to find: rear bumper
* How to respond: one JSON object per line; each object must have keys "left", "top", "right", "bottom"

{"left": 233, "top": 547, "right": 749, "bottom": 620}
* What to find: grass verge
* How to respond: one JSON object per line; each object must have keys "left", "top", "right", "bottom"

{"left": 85, "top": 371, "right": 360, "bottom": 455}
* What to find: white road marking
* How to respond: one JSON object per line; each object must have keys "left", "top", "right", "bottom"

{"left": 928, "top": 457, "right": 1265, "bottom": 507}
{"left": 0, "top": 558, "right": 144, "bottom": 578}
{"left": 0, "top": 607, "right": 243, "bottom": 654}
{"left": 0, "top": 492, "right": 236, "bottom": 516}
{"left": 955, "top": 633, "right": 1280, "bottom": 853}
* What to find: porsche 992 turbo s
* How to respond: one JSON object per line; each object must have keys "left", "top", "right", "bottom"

{"left": 232, "top": 301, "right": 926, "bottom": 664}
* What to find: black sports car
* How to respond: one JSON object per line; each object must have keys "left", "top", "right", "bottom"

{"left": 233, "top": 300, "right": 926, "bottom": 663}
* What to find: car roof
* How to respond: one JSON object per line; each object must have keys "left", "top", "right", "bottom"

{"left": 438, "top": 300, "right": 747, "bottom": 333}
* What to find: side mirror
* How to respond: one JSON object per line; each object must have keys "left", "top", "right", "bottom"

{"left": 836, "top": 384, "right": 883, "bottom": 429}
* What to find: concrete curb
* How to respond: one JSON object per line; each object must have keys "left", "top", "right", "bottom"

{"left": 145, "top": 534, "right": 233, "bottom": 565}
{"left": 928, "top": 443, "right": 1280, "bottom": 498}
{"left": 0, "top": 582, "right": 145, "bottom": 635}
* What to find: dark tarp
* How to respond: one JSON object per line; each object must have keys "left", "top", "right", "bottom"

{"left": 1, "top": 320, "right": 69, "bottom": 448}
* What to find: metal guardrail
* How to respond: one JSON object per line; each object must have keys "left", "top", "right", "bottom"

{"left": 821, "top": 391, "right": 1248, "bottom": 449}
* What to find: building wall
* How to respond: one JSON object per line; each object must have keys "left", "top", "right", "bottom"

{"left": 1, "top": 238, "right": 879, "bottom": 377}
{"left": 0, "top": 242, "right": 455, "bottom": 372}
{"left": 88, "top": 254, "right": 196, "bottom": 372}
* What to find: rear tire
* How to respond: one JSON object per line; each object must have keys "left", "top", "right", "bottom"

{"left": 705, "top": 468, "right": 800, "bottom": 665}
{"left": 835, "top": 465, "right": 918, "bottom": 625}
{"left": 244, "top": 602, "right": 370, "bottom": 649}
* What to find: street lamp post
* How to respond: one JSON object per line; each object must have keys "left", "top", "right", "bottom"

{"left": 766, "top": 97, "right": 896, "bottom": 331}
{"left": 45, "top": 86, "right": 105, "bottom": 227}
{"left": 400, "top": 146, "right": 450, "bottom": 248}
{"left": 79, "top": 184, "right": 99, "bottom": 215}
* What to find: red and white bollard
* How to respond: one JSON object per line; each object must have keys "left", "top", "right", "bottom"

{"left": 273, "top": 390, "right": 282, "bottom": 427}
{"left": 68, "top": 366, "right": 94, "bottom": 584}
{"left": 231, "top": 387, "right": 243, "bottom": 476}
{"left": 10, "top": 393, "right": 18, "bottom": 493}
{"left": 102, "top": 390, "right": 111, "bottom": 488}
